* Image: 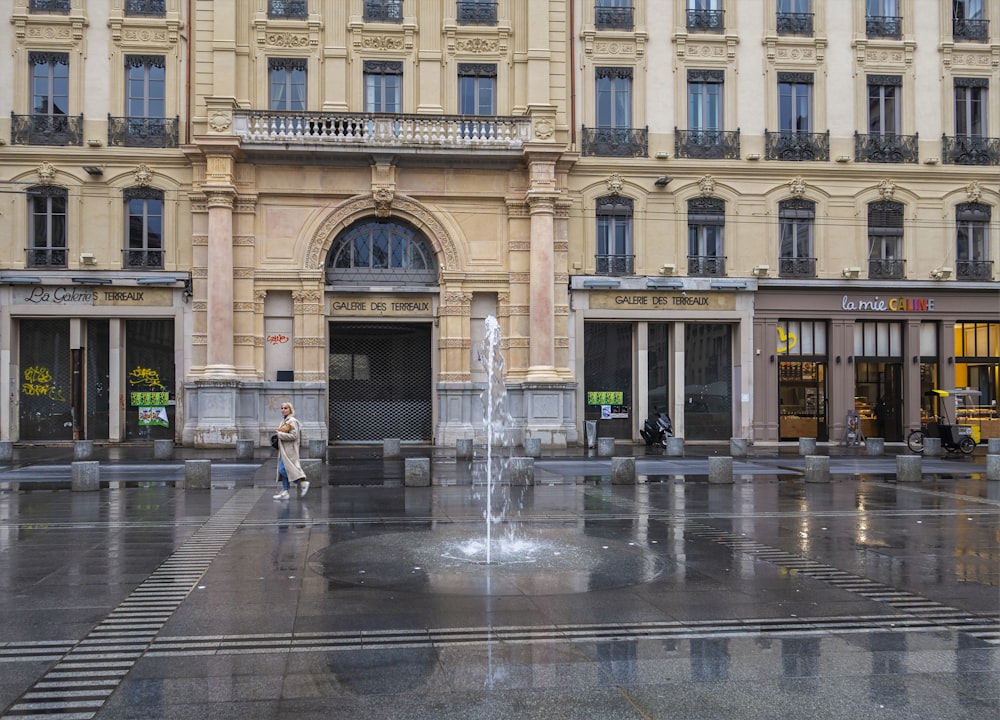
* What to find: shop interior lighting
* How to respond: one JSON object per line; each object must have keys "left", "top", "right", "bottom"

{"left": 582, "top": 278, "right": 621, "bottom": 288}
{"left": 72, "top": 277, "right": 112, "bottom": 284}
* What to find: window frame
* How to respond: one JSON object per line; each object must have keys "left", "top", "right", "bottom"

{"left": 687, "top": 197, "right": 726, "bottom": 275}
{"left": 778, "top": 199, "right": 815, "bottom": 261}
{"left": 778, "top": 73, "right": 813, "bottom": 133}
{"left": 867, "top": 200, "right": 904, "bottom": 262}
{"left": 867, "top": 75, "right": 901, "bottom": 136}
{"left": 595, "top": 195, "right": 634, "bottom": 274}
{"left": 27, "top": 185, "right": 68, "bottom": 268}
{"left": 364, "top": 60, "right": 403, "bottom": 113}
{"left": 31, "top": 51, "right": 69, "bottom": 117}
{"left": 124, "top": 187, "right": 165, "bottom": 270}
{"left": 458, "top": 63, "right": 497, "bottom": 116}
{"left": 954, "top": 78, "right": 988, "bottom": 136}
{"left": 687, "top": 69, "right": 723, "bottom": 132}
{"left": 595, "top": 67, "right": 633, "bottom": 129}
{"left": 956, "top": 202, "right": 991, "bottom": 262}
{"left": 268, "top": 58, "right": 307, "bottom": 112}
{"left": 126, "top": 55, "right": 166, "bottom": 119}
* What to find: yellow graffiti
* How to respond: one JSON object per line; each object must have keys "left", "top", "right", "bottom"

{"left": 21, "top": 365, "right": 66, "bottom": 402}
{"left": 129, "top": 366, "right": 163, "bottom": 388}
{"left": 776, "top": 327, "right": 798, "bottom": 354}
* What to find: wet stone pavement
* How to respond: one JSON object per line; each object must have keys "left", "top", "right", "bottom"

{"left": 0, "top": 444, "right": 997, "bottom": 719}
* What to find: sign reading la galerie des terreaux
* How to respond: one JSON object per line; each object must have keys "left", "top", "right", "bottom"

{"left": 14, "top": 286, "right": 174, "bottom": 306}
{"left": 589, "top": 292, "right": 735, "bottom": 311}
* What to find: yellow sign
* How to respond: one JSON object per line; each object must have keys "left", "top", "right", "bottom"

{"left": 131, "top": 391, "right": 170, "bottom": 406}
{"left": 329, "top": 294, "right": 434, "bottom": 317}
{"left": 588, "top": 292, "right": 735, "bottom": 311}
{"left": 587, "top": 391, "right": 623, "bottom": 405}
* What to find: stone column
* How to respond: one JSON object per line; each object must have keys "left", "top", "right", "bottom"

{"left": 205, "top": 190, "right": 236, "bottom": 376}
{"left": 525, "top": 160, "right": 558, "bottom": 381}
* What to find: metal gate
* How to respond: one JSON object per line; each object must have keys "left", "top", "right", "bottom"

{"left": 328, "top": 323, "right": 432, "bottom": 442}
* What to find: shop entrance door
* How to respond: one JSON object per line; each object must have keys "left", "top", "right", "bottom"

{"left": 855, "top": 361, "right": 903, "bottom": 441}
{"left": 328, "top": 323, "right": 432, "bottom": 442}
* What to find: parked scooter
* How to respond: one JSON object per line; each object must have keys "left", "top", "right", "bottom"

{"left": 640, "top": 412, "right": 674, "bottom": 447}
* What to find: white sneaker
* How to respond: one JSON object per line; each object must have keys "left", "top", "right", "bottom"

{"left": 299, "top": 481, "right": 310, "bottom": 497}
{"left": 273, "top": 490, "right": 289, "bottom": 500}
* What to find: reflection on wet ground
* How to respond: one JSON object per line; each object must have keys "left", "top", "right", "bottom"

{"left": 0, "top": 447, "right": 996, "bottom": 719}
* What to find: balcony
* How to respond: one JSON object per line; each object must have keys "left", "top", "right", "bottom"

{"left": 688, "top": 255, "right": 726, "bottom": 277}
{"left": 581, "top": 126, "right": 648, "bottom": 157}
{"left": 125, "top": 0, "right": 166, "bottom": 16}
{"left": 595, "top": 4, "right": 634, "bottom": 31}
{"left": 687, "top": 9, "right": 723, "bottom": 33}
{"left": 777, "top": 12, "right": 813, "bottom": 36}
{"left": 108, "top": 116, "right": 179, "bottom": 148}
{"left": 854, "top": 132, "right": 918, "bottom": 163}
{"left": 365, "top": 0, "right": 403, "bottom": 22}
{"left": 596, "top": 254, "right": 634, "bottom": 275}
{"left": 956, "top": 259, "right": 993, "bottom": 280}
{"left": 457, "top": 1, "right": 497, "bottom": 26}
{"left": 866, "top": 15, "right": 902, "bottom": 39}
{"left": 953, "top": 16, "right": 989, "bottom": 42}
{"left": 268, "top": 0, "right": 307, "bottom": 19}
{"left": 11, "top": 113, "right": 83, "bottom": 146}
{"left": 234, "top": 111, "right": 531, "bottom": 155}
{"left": 765, "top": 130, "right": 830, "bottom": 161}
{"left": 27, "top": 248, "right": 67, "bottom": 268}
{"left": 674, "top": 128, "right": 740, "bottom": 160}
{"left": 868, "top": 258, "right": 905, "bottom": 279}
{"left": 778, "top": 257, "right": 816, "bottom": 278}
{"left": 124, "top": 249, "right": 164, "bottom": 269}
{"left": 942, "top": 135, "right": 1000, "bottom": 165}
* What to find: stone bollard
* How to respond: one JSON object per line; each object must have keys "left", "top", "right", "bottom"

{"left": 798, "top": 437, "right": 816, "bottom": 456}
{"left": 307, "top": 439, "right": 326, "bottom": 462}
{"left": 456, "top": 438, "right": 473, "bottom": 460}
{"left": 896, "top": 455, "right": 922, "bottom": 483}
{"left": 596, "top": 437, "right": 616, "bottom": 457}
{"left": 184, "top": 459, "right": 212, "bottom": 489}
{"left": 235, "top": 439, "right": 254, "bottom": 460}
{"left": 509, "top": 457, "right": 534, "bottom": 486}
{"left": 523, "top": 437, "right": 542, "bottom": 458}
{"left": 665, "top": 436, "right": 685, "bottom": 457}
{"left": 988, "top": 438, "right": 1000, "bottom": 454}
{"left": 300, "top": 458, "right": 323, "bottom": 483}
{"left": 804, "top": 455, "right": 830, "bottom": 483}
{"left": 74, "top": 440, "right": 94, "bottom": 460}
{"left": 0, "top": 441, "right": 12, "bottom": 463}
{"left": 403, "top": 458, "right": 430, "bottom": 487}
{"left": 729, "top": 437, "right": 748, "bottom": 457}
{"left": 611, "top": 456, "right": 636, "bottom": 485}
{"left": 865, "top": 437, "right": 885, "bottom": 456}
{"left": 987, "top": 454, "right": 1000, "bottom": 481}
{"left": 707, "top": 456, "right": 734, "bottom": 484}
{"left": 153, "top": 439, "right": 174, "bottom": 460}
{"left": 923, "top": 437, "right": 942, "bottom": 457}
{"left": 383, "top": 438, "right": 402, "bottom": 459}
{"left": 71, "top": 461, "right": 100, "bottom": 491}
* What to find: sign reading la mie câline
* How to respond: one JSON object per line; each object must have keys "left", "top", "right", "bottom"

{"left": 13, "top": 286, "right": 174, "bottom": 306}
{"left": 329, "top": 295, "right": 434, "bottom": 317}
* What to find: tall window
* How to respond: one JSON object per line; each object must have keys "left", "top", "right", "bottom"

{"left": 868, "top": 75, "right": 900, "bottom": 135}
{"left": 364, "top": 61, "right": 402, "bottom": 113}
{"left": 866, "top": 0, "right": 901, "bottom": 38}
{"left": 867, "top": 201, "right": 904, "bottom": 278}
{"left": 326, "top": 220, "right": 437, "bottom": 285}
{"left": 595, "top": 0, "right": 634, "bottom": 31}
{"left": 125, "top": 0, "right": 166, "bottom": 16}
{"left": 269, "top": 59, "right": 306, "bottom": 111}
{"left": 124, "top": 188, "right": 164, "bottom": 269}
{"left": 126, "top": 56, "right": 166, "bottom": 118}
{"left": 956, "top": 202, "right": 991, "bottom": 279}
{"left": 596, "top": 67, "right": 632, "bottom": 128}
{"left": 268, "top": 0, "right": 307, "bottom": 19}
{"left": 955, "top": 78, "right": 988, "bottom": 136}
{"left": 779, "top": 73, "right": 813, "bottom": 132}
{"left": 777, "top": 0, "right": 812, "bottom": 36}
{"left": 31, "top": 51, "right": 69, "bottom": 117}
{"left": 688, "top": 69, "right": 723, "bottom": 131}
{"left": 28, "top": 186, "right": 68, "bottom": 268}
{"left": 596, "top": 195, "right": 633, "bottom": 275}
{"left": 458, "top": 64, "right": 496, "bottom": 115}
{"left": 30, "top": 0, "right": 70, "bottom": 12}
{"left": 457, "top": 0, "right": 498, "bottom": 26}
{"left": 778, "top": 199, "right": 815, "bottom": 277}
{"left": 688, "top": 198, "right": 725, "bottom": 276}
{"left": 954, "top": 0, "right": 988, "bottom": 41}
{"left": 687, "top": 0, "right": 723, "bottom": 32}
{"left": 364, "top": 0, "right": 403, "bottom": 22}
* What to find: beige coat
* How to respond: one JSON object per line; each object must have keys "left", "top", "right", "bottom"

{"left": 276, "top": 415, "right": 306, "bottom": 483}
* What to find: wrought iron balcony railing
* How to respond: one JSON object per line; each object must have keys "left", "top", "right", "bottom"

{"left": 765, "top": 130, "right": 830, "bottom": 161}
{"left": 365, "top": 0, "right": 403, "bottom": 22}
{"left": 687, "top": 9, "right": 723, "bottom": 33}
{"left": 868, "top": 258, "right": 905, "bottom": 279}
{"left": 688, "top": 255, "right": 726, "bottom": 277}
{"left": 124, "top": 249, "right": 164, "bottom": 269}
{"left": 854, "top": 132, "right": 918, "bottom": 163}
{"left": 26, "top": 248, "right": 67, "bottom": 268}
{"left": 581, "top": 126, "right": 648, "bottom": 157}
{"left": 108, "top": 116, "right": 179, "bottom": 148}
{"left": 596, "top": 254, "right": 635, "bottom": 275}
{"left": 956, "top": 259, "right": 993, "bottom": 280}
{"left": 953, "top": 17, "right": 989, "bottom": 42}
{"left": 268, "top": 0, "right": 307, "bottom": 19}
{"left": 125, "top": 0, "right": 165, "bottom": 16}
{"left": 595, "top": 4, "right": 634, "bottom": 30}
{"left": 30, "top": 0, "right": 70, "bottom": 13}
{"left": 11, "top": 113, "right": 83, "bottom": 146}
{"left": 674, "top": 128, "right": 740, "bottom": 160}
{"left": 234, "top": 111, "right": 531, "bottom": 151}
{"left": 457, "top": 1, "right": 497, "bottom": 26}
{"left": 942, "top": 135, "right": 1000, "bottom": 165}
{"left": 776, "top": 12, "right": 813, "bottom": 36}
{"left": 778, "top": 257, "right": 816, "bottom": 278}
{"left": 866, "top": 15, "right": 902, "bottom": 39}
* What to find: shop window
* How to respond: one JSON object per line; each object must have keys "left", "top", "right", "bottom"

{"left": 596, "top": 195, "right": 633, "bottom": 275}
{"left": 124, "top": 187, "right": 164, "bottom": 269}
{"left": 27, "top": 185, "right": 68, "bottom": 267}
{"left": 125, "top": 319, "right": 175, "bottom": 440}
{"left": 687, "top": 197, "right": 725, "bottom": 276}
{"left": 685, "top": 323, "right": 732, "bottom": 440}
{"left": 269, "top": 58, "right": 307, "bottom": 111}
{"left": 778, "top": 199, "right": 815, "bottom": 277}
{"left": 86, "top": 320, "right": 111, "bottom": 440}
{"left": 854, "top": 321, "right": 904, "bottom": 441}
{"left": 776, "top": 320, "right": 828, "bottom": 441}
{"left": 584, "top": 323, "right": 633, "bottom": 440}
{"left": 954, "top": 323, "right": 999, "bottom": 432}
{"left": 18, "top": 319, "right": 72, "bottom": 441}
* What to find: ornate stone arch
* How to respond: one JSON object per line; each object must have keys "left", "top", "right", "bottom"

{"left": 305, "top": 193, "right": 463, "bottom": 273}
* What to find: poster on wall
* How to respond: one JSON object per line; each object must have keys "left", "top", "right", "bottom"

{"left": 137, "top": 407, "right": 169, "bottom": 427}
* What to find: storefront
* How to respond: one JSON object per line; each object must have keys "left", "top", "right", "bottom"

{"left": 570, "top": 278, "right": 755, "bottom": 442}
{"left": 0, "top": 277, "right": 188, "bottom": 443}
{"left": 753, "top": 286, "right": 1000, "bottom": 444}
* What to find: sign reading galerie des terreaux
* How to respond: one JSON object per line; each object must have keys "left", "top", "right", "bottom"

{"left": 329, "top": 294, "right": 435, "bottom": 317}
{"left": 589, "top": 292, "right": 735, "bottom": 311}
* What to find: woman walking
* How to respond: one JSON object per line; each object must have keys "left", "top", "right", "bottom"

{"left": 273, "top": 401, "right": 308, "bottom": 500}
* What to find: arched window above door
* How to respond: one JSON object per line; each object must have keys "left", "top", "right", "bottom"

{"left": 325, "top": 219, "right": 438, "bottom": 286}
